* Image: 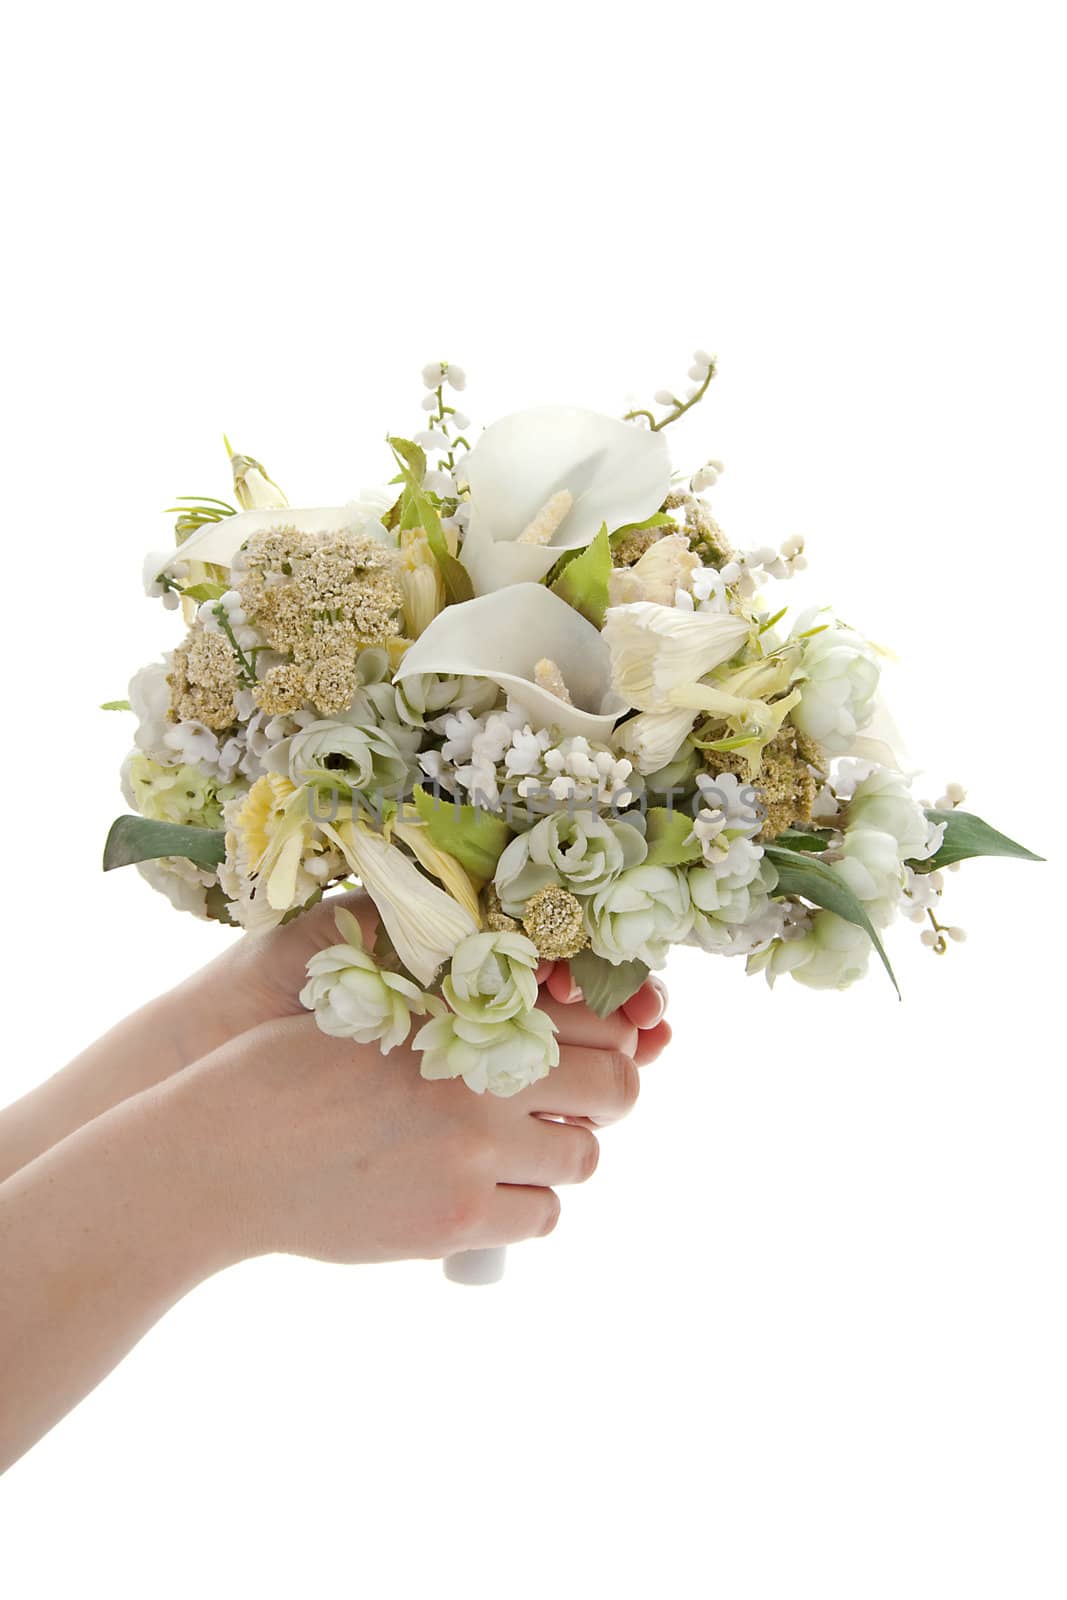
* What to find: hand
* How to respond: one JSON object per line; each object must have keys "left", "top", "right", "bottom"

{"left": 0, "top": 965, "right": 652, "bottom": 1468}
{"left": 161, "top": 1010, "right": 643, "bottom": 1265}
{"left": 190, "top": 892, "right": 671, "bottom": 1064}
{"left": 0, "top": 889, "right": 670, "bottom": 1185}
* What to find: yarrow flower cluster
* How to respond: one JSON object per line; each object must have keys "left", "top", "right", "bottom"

{"left": 105, "top": 352, "right": 1039, "bottom": 1097}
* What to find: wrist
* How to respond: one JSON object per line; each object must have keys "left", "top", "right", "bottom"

{"left": 133, "top": 1068, "right": 256, "bottom": 1280}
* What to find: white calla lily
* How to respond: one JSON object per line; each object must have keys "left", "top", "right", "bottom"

{"left": 394, "top": 583, "right": 628, "bottom": 740}
{"left": 460, "top": 406, "right": 671, "bottom": 593}
{"left": 163, "top": 487, "right": 402, "bottom": 571}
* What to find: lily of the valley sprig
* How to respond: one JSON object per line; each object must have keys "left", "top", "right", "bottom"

{"left": 105, "top": 351, "right": 1042, "bottom": 1098}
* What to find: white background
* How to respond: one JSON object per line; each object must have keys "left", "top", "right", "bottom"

{"left": 1, "top": 4, "right": 1064, "bottom": 1595}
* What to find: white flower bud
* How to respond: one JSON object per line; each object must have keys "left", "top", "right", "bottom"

{"left": 421, "top": 361, "right": 446, "bottom": 389}
{"left": 654, "top": 389, "right": 677, "bottom": 406}
{"left": 445, "top": 363, "right": 467, "bottom": 391}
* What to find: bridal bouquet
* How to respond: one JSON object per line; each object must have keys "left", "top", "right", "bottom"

{"left": 105, "top": 353, "right": 1039, "bottom": 1104}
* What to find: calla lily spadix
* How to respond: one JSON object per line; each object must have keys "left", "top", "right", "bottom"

{"left": 459, "top": 406, "right": 672, "bottom": 594}
{"left": 394, "top": 583, "right": 628, "bottom": 740}
{"left": 161, "top": 487, "right": 402, "bottom": 572}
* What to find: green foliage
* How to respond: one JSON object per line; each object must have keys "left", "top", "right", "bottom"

{"left": 911, "top": 810, "right": 1043, "bottom": 874}
{"left": 764, "top": 844, "right": 899, "bottom": 997}
{"left": 412, "top": 786, "right": 513, "bottom": 883}
{"left": 568, "top": 949, "right": 651, "bottom": 1018}
{"left": 388, "top": 435, "right": 474, "bottom": 605}
{"left": 770, "top": 827, "right": 831, "bottom": 853}
{"left": 550, "top": 524, "right": 612, "bottom": 625}
{"left": 181, "top": 581, "right": 228, "bottom": 604}
{"left": 609, "top": 513, "right": 674, "bottom": 544}
{"left": 644, "top": 806, "right": 703, "bottom": 867}
{"left": 100, "top": 699, "right": 131, "bottom": 712}
{"left": 103, "top": 815, "right": 226, "bottom": 873}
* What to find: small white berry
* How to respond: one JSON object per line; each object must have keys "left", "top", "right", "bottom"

{"left": 421, "top": 361, "right": 446, "bottom": 389}
{"left": 451, "top": 411, "right": 470, "bottom": 430}
{"left": 654, "top": 389, "right": 677, "bottom": 407}
{"left": 693, "top": 348, "right": 713, "bottom": 367}
{"left": 162, "top": 589, "right": 180, "bottom": 611}
{"left": 446, "top": 363, "right": 467, "bottom": 391}
{"left": 688, "top": 363, "right": 708, "bottom": 382}
{"left": 946, "top": 926, "right": 967, "bottom": 943}
{"left": 420, "top": 393, "right": 439, "bottom": 412}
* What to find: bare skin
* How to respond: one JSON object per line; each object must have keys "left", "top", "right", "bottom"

{"left": 0, "top": 892, "right": 669, "bottom": 1184}
{"left": 0, "top": 893, "right": 670, "bottom": 1472}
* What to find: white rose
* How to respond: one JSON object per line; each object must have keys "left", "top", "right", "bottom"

{"left": 443, "top": 931, "right": 540, "bottom": 1024}
{"left": 748, "top": 910, "right": 872, "bottom": 990}
{"left": 790, "top": 616, "right": 880, "bottom": 755}
{"left": 495, "top": 812, "right": 647, "bottom": 915}
{"left": 588, "top": 863, "right": 693, "bottom": 967}
{"left": 413, "top": 1008, "right": 560, "bottom": 1098}
{"left": 300, "top": 909, "right": 438, "bottom": 1053}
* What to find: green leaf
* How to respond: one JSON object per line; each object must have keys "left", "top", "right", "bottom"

{"left": 100, "top": 699, "right": 131, "bottom": 712}
{"left": 609, "top": 513, "right": 674, "bottom": 543}
{"left": 644, "top": 806, "right": 702, "bottom": 866}
{"left": 764, "top": 844, "right": 900, "bottom": 998}
{"left": 103, "top": 815, "right": 226, "bottom": 873}
{"left": 181, "top": 580, "right": 228, "bottom": 604}
{"left": 388, "top": 436, "right": 474, "bottom": 605}
{"left": 569, "top": 949, "right": 650, "bottom": 1018}
{"left": 551, "top": 524, "right": 612, "bottom": 625}
{"left": 911, "top": 809, "right": 1044, "bottom": 874}
{"left": 771, "top": 827, "right": 831, "bottom": 853}
{"left": 412, "top": 786, "right": 513, "bottom": 883}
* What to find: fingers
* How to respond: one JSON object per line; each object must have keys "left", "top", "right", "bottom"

{"left": 524, "top": 1045, "right": 640, "bottom": 1126}
{"left": 537, "top": 994, "right": 640, "bottom": 1055}
{"left": 622, "top": 976, "right": 668, "bottom": 1031}
{"left": 540, "top": 964, "right": 669, "bottom": 1047}
{"left": 634, "top": 1019, "right": 672, "bottom": 1067}
{"left": 544, "top": 963, "right": 581, "bottom": 1005}
{"left": 504, "top": 1118, "right": 601, "bottom": 1187}
{"left": 482, "top": 1184, "right": 561, "bottom": 1245}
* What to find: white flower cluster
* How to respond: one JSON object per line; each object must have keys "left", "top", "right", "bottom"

{"left": 110, "top": 352, "right": 1031, "bottom": 1103}
{"left": 419, "top": 705, "right": 635, "bottom": 810}
{"left": 749, "top": 761, "right": 945, "bottom": 990}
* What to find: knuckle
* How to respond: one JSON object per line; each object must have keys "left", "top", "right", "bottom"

{"left": 439, "top": 1181, "right": 487, "bottom": 1249}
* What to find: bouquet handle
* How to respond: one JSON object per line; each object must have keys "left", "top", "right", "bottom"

{"left": 443, "top": 1246, "right": 507, "bottom": 1285}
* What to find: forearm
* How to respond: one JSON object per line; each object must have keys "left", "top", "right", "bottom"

{"left": 0, "top": 970, "right": 238, "bottom": 1185}
{"left": 0, "top": 1078, "right": 239, "bottom": 1472}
